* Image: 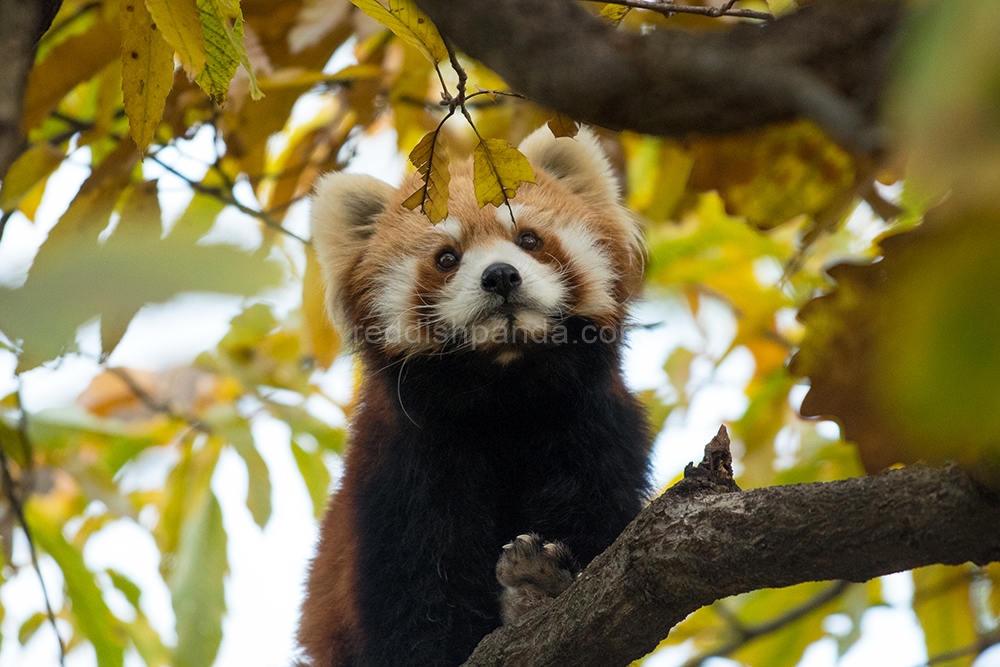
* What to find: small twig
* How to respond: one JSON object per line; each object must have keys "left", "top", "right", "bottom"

{"left": 587, "top": 0, "right": 773, "bottom": 21}
{"left": 105, "top": 367, "right": 212, "bottom": 434}
{"left": 680, "top": 580, "right": 851, "bottom": 667}
{"left": 145, "top": 153, "right": 311, "bottom": 245}
{"left": 0, "top": 387, "right": 66, "bottom": 666}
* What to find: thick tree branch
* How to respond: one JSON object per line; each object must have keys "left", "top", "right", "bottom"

{"left": 413, "top": 0, "right": 902, "bottom": 151}
{"left": 462, "top": 427, "right": 1000, "bottom": 667}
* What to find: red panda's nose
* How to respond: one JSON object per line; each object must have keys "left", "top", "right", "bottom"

{"left": 481, "top": 263, "right": 522, "bottom": 299}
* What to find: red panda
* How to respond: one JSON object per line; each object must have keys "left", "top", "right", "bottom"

{"left": 297, "top": 127, "right": 652, "bottom": 667}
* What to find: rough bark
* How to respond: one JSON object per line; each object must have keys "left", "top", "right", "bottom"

{"left": 462, "top": 428, "right": 1000, "bottom": 667}
{"left": 0, "top": 0, "right": 61, "bottom": 181}
{"left": 414, "top": 0, "right": 903, "bottom": 151}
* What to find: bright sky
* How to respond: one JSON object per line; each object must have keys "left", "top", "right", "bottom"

{"left": 0, "top": 125, "right": 997, "bottom": 667}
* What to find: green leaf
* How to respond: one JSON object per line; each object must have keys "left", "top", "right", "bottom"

{"left": 107, "top": 569, "right": 143, "bottom": 608}
{"left": 0, "top": 226, "right": 281, "bottom": 372}
{"left": 472, "top": 138, "right": 535, "bottom": 208}
{"left": 208, "top": 407, "right": 273, "bottom": 528}
{"left": 169, "top": 491, "right": 228, "bottom": 667}
{"left": 291, "top": 439, "right": 331, "bottom": 518}
{"left": 25, "top": 503, "right": 125, "bottom": 667}
{"left": 401, "top": 129, "right": 450, "bottom": 223}
{"left": 599, "top": 4, "right": 631, "bottom": 25}
{"left": 18, "top": 611, "right": 47, "bottom": 645}
{"left": 350, "top": 0, "right": 447, "bottom": 64}
{"left": 730, "top": 583, "right": 838, "bottom": 667}
{"left": 195, "top": 0, "right": 261, "bottom": 104}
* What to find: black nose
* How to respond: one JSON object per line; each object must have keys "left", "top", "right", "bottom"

{"left": 481, "top": 263, "right": 522, "bottom": 299}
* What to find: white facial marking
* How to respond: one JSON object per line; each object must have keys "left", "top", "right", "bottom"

{"left": 555, "top": 226, "right": 616, "bottom": 317}
{"left": 373, "top": 255, "right": 421, "bottom": 344}
{"left": 496, "top": 203, "right": 531, "bottom": 231}
{"left": 436, "top": 239, "right": 567, "bottom": 330}
{"left": 435, "top": 216, "right": 463, "bottom": 244}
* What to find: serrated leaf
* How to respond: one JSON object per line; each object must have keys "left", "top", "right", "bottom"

{"left": 472, "top": 138, "right": 535, "bottom": 209}
{"left": 0, "top": 143, "right": 65, "bottom": 211}
{"left": 913, "top": 565, "right": 977, "bottom": 667}
{"left": 25, "top": 502, "right": 125, "bottom": 667}
{"left": 291, "top": 439, "right": 331, "bottom": 518}
{"left": 350, "top": 0, "right": 447, "bottom": 63}
{"left": 21, "top": 16, "right": 121, "bottom": 132}
{"left": 195, "top": 0, "right": 261, "bottom": 104}
{"left": 547, "top": 115, "right": 579, "bottom": 139}
{"left": 402, "top": 130, "right": 450, "bottom": 223}
{"left": 169, "top": 491, "right": 227, "bottom": 667}
{"left": 0, "top": 225, "right": 280, "bottom": 373}
{"left": 120, "top": 0, "right": 176, "bottom": 152}
{"left": 600, "top": 4, "right": 631, "bottom": 25}
{"left": 145, "top": 0, "right": 207, "bottom": 77}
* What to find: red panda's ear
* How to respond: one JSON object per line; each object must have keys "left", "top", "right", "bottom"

{"left": 311, "top": 173, "right": 395, "bottom": 328}
{"left": 518, "top": 126, "right": 620, "bottom": 206}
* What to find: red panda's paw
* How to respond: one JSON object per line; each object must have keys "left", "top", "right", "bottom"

{"left": 496, "top": 533, "right": 579, "bottom": 624}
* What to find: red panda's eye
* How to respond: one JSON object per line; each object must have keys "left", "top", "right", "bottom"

{"left": 436, "top": 249, "right": 460, "bottom": 271}
{"left": 517, "top": 231, "right": 542, "bottom": 251}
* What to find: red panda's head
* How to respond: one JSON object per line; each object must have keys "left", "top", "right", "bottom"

{"left": 311, "top": 127, "right": 643, "bottom": 362}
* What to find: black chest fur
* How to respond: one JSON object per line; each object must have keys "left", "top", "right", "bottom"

{"left": 346, "top": 329, "right": 651, "bottom": 666}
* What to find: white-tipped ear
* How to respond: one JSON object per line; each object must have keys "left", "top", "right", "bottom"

{"left": 518, "top": 126, "right": 620, "bottom": 204}
{"left": 311, "top": 172, "right": 395, "bottom": 327}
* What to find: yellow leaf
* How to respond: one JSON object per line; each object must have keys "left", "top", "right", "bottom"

{"left": 121, "top": 0, "right": 176, "bottom": 152}
{"left": 472, "top": 138, "right": 535, "bottom": 209}
{"left": 350, "top": 0, "right": 447, "bottom": 63}
{"left": 599, "top": 4, "right": 631, "bottom": 25}
{"left": 913, "top": 565, "right": 978, "bottom": 667}
{"left": 47, "top": 140, "right": 139, "bottom": 242}
{"left": 303, "top": 246, "right": 341, "bottom": 369}
{"left": 195, "top": 0, "right": 261, "bottom": 105}
{"left": 0, "top": 143, "right": 64, "bottom": 211}
{"left": 145, "top": 0, "right": 206, "bottom": 76}
{"left": 547, "top": 114, "right": 579, "bottom": 139}
{"left": 402, "top": 130, "right": 450, "bottom": 223}
{"left": 21, "top": 16, "right": 121, "bottom": 132}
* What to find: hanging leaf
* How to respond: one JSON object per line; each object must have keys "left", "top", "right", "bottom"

{"left": 302, "top": 245, "right": 341, "bottom": 369}
{"left": 291, "top": 439, "right": 332, "bottom": 518}
{"left": 547, "top": 114, "right": 579, "bottom": 139}
{"left": 402, "top": 129, "right": 450, "bottom": 223}
{"left": 472, "top": 138, "right": 535, "bottom": 208}
{"left": 120, "top": 0, "right": 176, "bottom": 152}
{"left": 0, "top": 143, "right": 65, "bottom": 213}
{"left": 350, "top": 0, "right": 448, "bottom": 64}
{"left": 913, "top": 565, "right": 977, "bottom": 667}
{"left": 145, "top": 0, "right": 207, "bottom": 77}
{"left": 21, "top": 16, "right": 121, "bottom": 132}
{"left": 169, "top": 491, "right": 228, "bottom": 667}
{"left": 26, "top": 503, "right": 126, "bottom": 667}
{"left": 208, "top": 408, "right": 273, "bottom": 528}
{"left": 195, "top": 0, "right": 262, "bottom": 104}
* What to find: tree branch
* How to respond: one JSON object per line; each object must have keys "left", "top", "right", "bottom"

{"left": 413, "top": 0, "right": 902, "bottom": 151}
{"left": 0, "top": 0, "right": 61, "bottom": 180}
{"left": 462, "top": 427, "right": 1000, "bottom": 667}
